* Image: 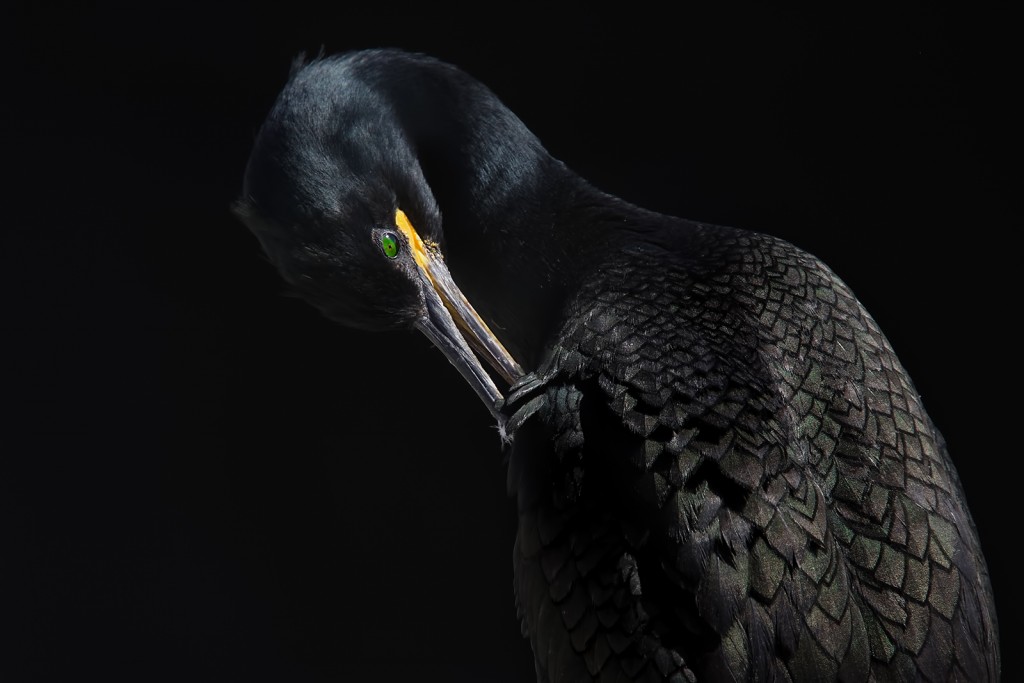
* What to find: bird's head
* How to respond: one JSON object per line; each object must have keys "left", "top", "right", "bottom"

{"left": 235, "top": 51, "right": 523, "bottom": 421}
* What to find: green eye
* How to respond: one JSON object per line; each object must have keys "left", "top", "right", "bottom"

{"left": 380, "top": 231, "right": 399, "bottom": 258}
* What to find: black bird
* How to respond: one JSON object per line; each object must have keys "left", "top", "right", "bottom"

{"left": 236, "top": 48, "right": 999, "bottom": 681}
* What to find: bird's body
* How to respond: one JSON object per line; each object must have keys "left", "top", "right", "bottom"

{"left": 237, "top": 49, "right": 999, "bottom": 681}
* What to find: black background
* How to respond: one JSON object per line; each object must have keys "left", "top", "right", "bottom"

{"left": 4, "top": 5, "right": 1017, "bottom": 682}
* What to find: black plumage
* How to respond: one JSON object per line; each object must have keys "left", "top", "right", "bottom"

{"left": 236, "top": 48, "right": 999, "bottom": 681}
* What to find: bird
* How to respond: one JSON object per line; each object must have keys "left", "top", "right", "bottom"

{"left": 235, "top": 48, "right": 1000, "bottom": 682}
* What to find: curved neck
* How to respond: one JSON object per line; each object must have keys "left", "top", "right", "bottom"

{"left": 374, "top": 59, "right": 622, "bottom": 368}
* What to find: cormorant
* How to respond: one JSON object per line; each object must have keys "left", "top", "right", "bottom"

{"left": 235, "top": 48, "right": 999, "bottom": 681}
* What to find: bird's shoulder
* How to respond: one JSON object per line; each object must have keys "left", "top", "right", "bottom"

{"left": 503, "top": 222, "right": 999, "bottom": 680}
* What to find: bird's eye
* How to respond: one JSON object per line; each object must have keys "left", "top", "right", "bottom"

{"left": 379, "top": 231, "right": 399, "bottom": 258}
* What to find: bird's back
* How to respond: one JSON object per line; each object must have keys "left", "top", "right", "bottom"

{"left": 504, "top": 219, "right": 999, "bottom": 681}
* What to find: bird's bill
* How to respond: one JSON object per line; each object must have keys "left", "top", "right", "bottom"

{"left": 395, "top": 209, "right": 524, "bottom": 420}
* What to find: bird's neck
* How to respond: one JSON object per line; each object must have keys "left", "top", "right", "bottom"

{"left": 389, "top": 73, "right": 624, "bottom": 370}
{"left": 442, "top": 163, "right": 618, "bottom": 372}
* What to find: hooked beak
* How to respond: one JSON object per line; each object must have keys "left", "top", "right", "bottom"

{"left": 394, "top": 210, "right": 524, "bottom": 422}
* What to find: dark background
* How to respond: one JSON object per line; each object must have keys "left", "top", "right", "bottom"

{"left": 4, "top": 6, "right": 1016, "bottom": 682}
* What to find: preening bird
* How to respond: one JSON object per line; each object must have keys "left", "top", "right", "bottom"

{"left": 236, "top": 48, "right": 1000, "bottom": 681}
